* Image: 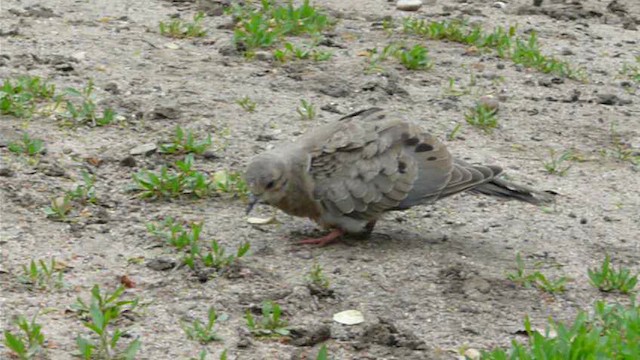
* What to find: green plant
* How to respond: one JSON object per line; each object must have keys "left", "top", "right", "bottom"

{"left": 447, "top": 123, "right": 462, "bottom": 141}
{"left": 159, "top": 126, "right": 212, "bottom": 155}
{"left": 620, "top": 56, "right": 640, "bottom": 83}
{"left": 542, "top": 149, "right": 573, "bottom": 176}
{"left": 588, "top": 255, "right": 638, "bottom": 294}
{"left": 8, "top": 133, "right": 45, "bottom": 156}
{"left": 481, "top": 300, "right": 640, "bottom": 359}
{"left": 132, "top": 154, "right": 213, "bottom": 199}
{"left": 232, "top": 0, "right": 331, "bottom": 55}
{"left": 296, "top": 99, "right": 316, "bottom": 120}
{"left": 396, "top": 45, "right": 432, "bottom": 70}
{"left": 367, "top": 43, "right": 401, "bottom": 72}
{"left": 43, "top": 195, "right": 72, "bottom": 221}
{"left": 236, "top": 96, "right": 257, "bottom": 112}
{"left": 63, "top": 80, "right": 116, "bottom": 127}
{"left": 160, "top": 12, "right": 207, "bottom": 38}
{"left": 67, "top": 170, "right": 98, "bottom": 204}
{"left": 245, "top": 301, "right": 289, "bottom": 337}
{"left": 511, "top": 33, "right": 581, "bottom": 79}
{"left": 3, "top": 313, "right": 45, "bottom": 360}
{"left": 604, "top": 122, "right": 640, "bottom": 165}
{"left": 19, "top": 258, "right": 65, "bottom": 290}
{"left": 74, "top": 285, "right": 141, "bottom": 360}
{"left": 212, "top": 170, "right": 249, "bottom": 198}
{"left": 147, "top": 218, "right": 203, "bottom": 251}
{"left": 0, "top": 75, "right": 56, "bottom": 118}
{"left": 182, "top": 307, "right": 224, "bottom": 344}
{"left": 306, "top": 263, "right": 329, "bottom": 289}
{"left": 465, "top": 103, "right": 498, "bottom": 132}
{"left": 316, "top": 345, "right": 329, "bottom": 360}
{"left": 506, "top": 253, "right": 567, "bottom": 294}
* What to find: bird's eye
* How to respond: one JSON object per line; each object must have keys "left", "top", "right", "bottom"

{"left": 265, "top": 181, "right": 275, "bottom": 190}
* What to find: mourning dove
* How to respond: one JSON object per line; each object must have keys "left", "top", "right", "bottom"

{"left": 245, "top": 108, "right": 554, "bottom": 246}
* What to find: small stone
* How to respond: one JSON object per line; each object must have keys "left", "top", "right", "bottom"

{"left": 478, "top": 95, "right": 500, "bottom": 111}
{"left": 149, "top": 105, "right": 179, "bottom": 119}
{"left": 71, "top": 51, "right": 86, "bottom": 61}
{"left": 533, "top": 0, "right": 543, "bottom": 6}
{"left": 580, "top": 218, "right": 588, "bottom": 224}
{"left": 164, "top": 42, "right": 180, "bottom": 50}
{"left": 560, "top": 47, "right": 574, "bottom": 56}
{"left": 120, "top": 156, "right": 137, "bottom": 167}
{"left": 254, "top": 51, "right": 272, "bottom": 61}
{"left": 464, "top": 348, "right": 481, "bottom": 360}
{"left": 396, "top": 0, "right": 422, "bottom": 12}
{"left": 146, "top": 258, "right": 176, "bottom": 271}
{"left": 203, "top": 150, "right": 219, "bottom": 160}
{"left": 104, "top": 82, "right": 119, "bottom": 94}
{"left": 493, "top": 2, "right": 506, "bottom": 9}
{"left": 0, "top": 165, "right": 14, "bottom": 177}
{"left": 42, "top": 164, "right": 66, "bottom": 177}
{"left": 129, "top": 143, "right": 157, "bottom": 156}
{"left": 596, "top": 93, "right": 619, "bottom": 105}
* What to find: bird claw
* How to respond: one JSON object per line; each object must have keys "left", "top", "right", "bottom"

{"left": 298, "top": 229, "right": 344, "bottom": 246}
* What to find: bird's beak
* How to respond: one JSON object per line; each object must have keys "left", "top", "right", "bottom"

{"left": 246, "top": 193, "right": 259, "bottom": 215}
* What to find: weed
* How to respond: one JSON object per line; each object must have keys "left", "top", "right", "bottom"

{"left": 464, "top": 103, "right": 498, "bottom": 132}
{"left": 297, "top": 99, "right": 316, "bottom": 120}
{"left": 8, "top": 133, "right": 45, "bottom": 156}
{"left": 3, "top": 312, "right": 45, "bottom": 360}
{"left": 132, "top": 154, "right": 213, "bottom": 199}
{"left": 306, "top": 263, "right": 329, "bottom": 289}
{"left": 159, "top": 126, "right": 212, "bottom": 155}
{"left": 604, "top": 122, "right": 640, "bottom": 165}
{"left": 19, "top": 258, "right": 65, "bottom": 290}
{"left": 232, "top": 0, "right": 331, "bottom": 54}
{"left": 245, "top": 301, "right": 289, "bottom": 337}
{"left": 316, "top": 345, "right": 329, "bottom": 360}
{"left": 481, "top": 300, "right": 640, "bottom": 359}
{"left": 367, "top": 43, "right": 401, "bottom": 72}
{"left": 63, "top": 80, "right": 116, "bottom": 127}
{"left": 447, "top": 123, "right": 462, "bottom": 141}
{"left": 542, "top": 149, "right": 573, "bottom": 176}
{"left": 200, "top": 240, "right": 250, "bottom": 270}
{"left": 182, "top": 307, "right": 223, "bottom": 344}
{"left": 67, "top": 170, "right": 98, "bottom": 205}
{"left": 506, "top": 253, "right": 567, "bottom": 294}
{"left": 147, "top": 218, "right": 203, "bottom": 251}
{"left": 588, "top": 255, "right": 638, "bottom": 294}
{"left": 212, "top": 170, "right": 249, "bottom": 198}
{"left": 395, "top": 45, "right": 433, "bottom": 70}
{"left": 43, "top": 195, "right": 73, "bottom": 221}
{"left": 511, "top": 33, "right": 580, "bottom": 79}
{"left": 620, "top": 56, "right": 640, "bottom": 83}
{"left": 236, "top": 96, "right": 257, "bottom": 112}
{"left": 0, "top": 75, "right": 56, "bottom": 118}
{"left": 273, "top": 42, "right": 333, "bottom": 62}
{"left": 74, "top": 285, "right": 141, "bottom": 360}
{"left": 160, "top": 12, "right": 207, "bottom": 38}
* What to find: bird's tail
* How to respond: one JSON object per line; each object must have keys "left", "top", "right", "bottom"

{"left": 471, "top": 178, "right": 556, "bottom": 205}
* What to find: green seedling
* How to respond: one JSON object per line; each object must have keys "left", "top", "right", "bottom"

{"left": 63, "top": 80, "right": 115, "bottom": 127}
{"left": 506, "top": 253, "right": 567, "bottom": 294}
{"left": 8, "top": 133, "right": 45, "bottom": 156}
{"left": 190, "top": 348, "right": 228, "bottom": 360}
{"left": 367, "top": 43, "right": 401, "bottom": 72}
{"left": 482, "top": 300, "right": 640, "bottom": 359}
{"left": 396, "top": 45, "right": 432, "bottom": 70}
{"left": 159, "top": 126, "right": 212, "bottom": 155}
{"left": 160, "top": 12, "right": 207, "bottom": 38}
{"left": 232, "top": 0, "right": 331, "bottom": 54}
{"left": 306, "top": 263, "right": 329, "bottom": 289}
{"left": 297, "top": 99, "right": 316, "bottom": 120}
{"left": 74, "top": 285, "right": 141, "bottom": 360}
{"left": 465, "top": 103, "right": 498, "bottom": 132}
{"left": 542, "top": 149, "right": 573, "bottom": 176}
{"left": 447, "top": 123, "right": 462, "bottom": 141}
{"left": 236, "top": 96, "right": 257, "bottom": 112}
{"left": 588, "top": 255, "right": 638, "bottom": 294}
{"left": 212, "top": 169, "right": 249, "bottom": 198}
{"left": 67, "top": 170, "right": 98, "bottom": 204}
{"left": 19, "top": 258, "right": 64, "bottom": 290}
{"left": 316, "top": 345, "right": 329, "bottom": 360}
{"left": 43, "top": 195, "right": 72, "bottom": 221}
{"left": 3, "top": 313, "right": 45, "bottom": 360}
{"left": 147, "top": 218, "right": 203, "bottom": 251}
{"left": 245, "top": 301, "right": 289, "bottom": 337}
{"left": 0, "top": 75, "right": 56, "bottom": 118}
{"left": 182, "top": 307, "right": 224, "bottom": 344}
{"left": 132, "top": 154, "right": 213, "bottom": 199}
{"left": 201, "top": 240, "right": 250, "bottom": 270}
{"left": 511, "top": 33, "right": 581, "bottom": 80}
{"left": 620, "top": 56, "right": 640, "bottom": 83}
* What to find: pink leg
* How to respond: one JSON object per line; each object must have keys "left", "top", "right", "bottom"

{"left": 298, "top": 229, "right": 345, "bottom": 246}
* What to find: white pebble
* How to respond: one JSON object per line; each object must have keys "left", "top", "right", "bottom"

{"left": 397, "top": 0, "right": 422, "bottom": 12}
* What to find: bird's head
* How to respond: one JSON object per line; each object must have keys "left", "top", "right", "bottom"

{"left": 244, "top": 153, "right": 290, "bottom": 214}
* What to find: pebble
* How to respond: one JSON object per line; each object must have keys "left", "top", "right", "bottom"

{"left": 396, "top": 0, "right": 422, "bottom": 12}
{"left": 253, "top": 51, "right": 272, "bottom": 61}
{"left": 129, "top": 143, "right": 157, "bottom": 156}
{"left": 0, "top": 165, "right": 14, "bottom": 177}
{"left": 492, "top": 2, "right": 506, "bottom": 9}
{"left": 146, "top": 258, "right": 177, "bottom": 271}
{"left": 120, "top": 156, "right": 137, "bottom": 167}
{"left": 596, "top": 93, "right": 619, "bottom": 105}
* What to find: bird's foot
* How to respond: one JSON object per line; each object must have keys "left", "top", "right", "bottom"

{"left": 298, "top": 229, "right": 345, "bottom": 246}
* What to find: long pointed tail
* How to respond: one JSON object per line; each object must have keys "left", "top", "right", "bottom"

{"left": 471, "top": 178, "right": 556, "bottom": 205}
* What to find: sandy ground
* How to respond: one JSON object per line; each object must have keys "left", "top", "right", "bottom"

{"left": 1, "top": 0, "right": 639, "bottom": 359}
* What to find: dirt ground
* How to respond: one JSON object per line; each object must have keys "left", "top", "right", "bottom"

{"left": 1, "top": 0, "right": 639, "bottom": 359}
